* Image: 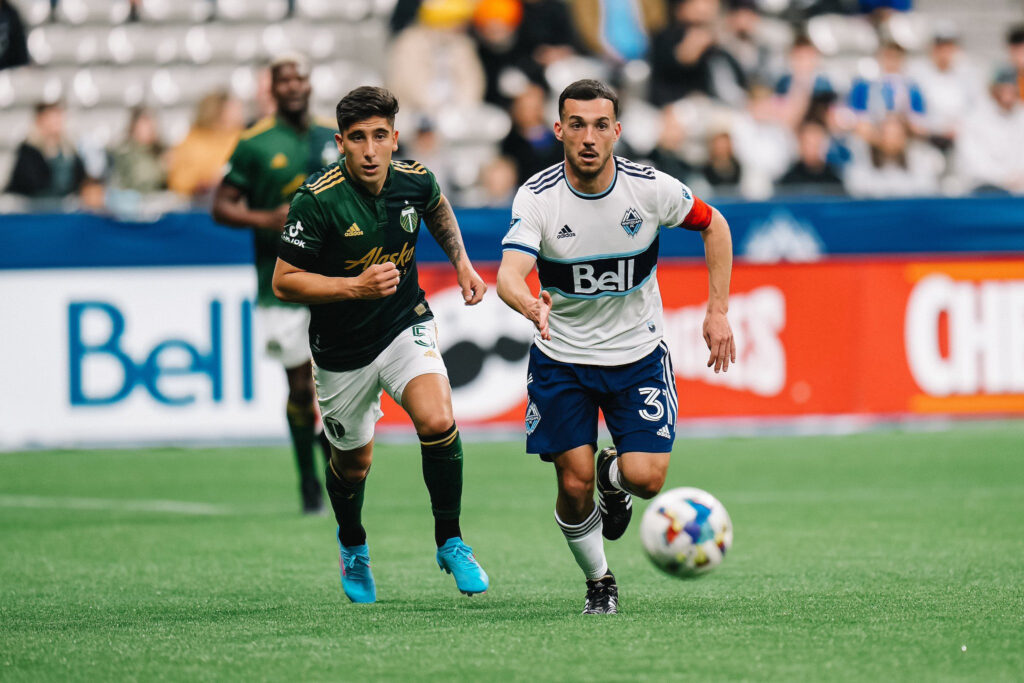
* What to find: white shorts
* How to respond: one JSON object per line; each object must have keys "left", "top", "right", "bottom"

{"left": 313, "top": 321, "right": 448, "bottom": 451}
{"left": 256, "top": 304, "right": 312, "bottom": 369}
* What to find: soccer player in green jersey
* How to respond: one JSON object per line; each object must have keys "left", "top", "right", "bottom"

{"left": 271, "top": 86, "right": 490, "bottom": 602}
{"left": 212, "top": 54, "right": 338, "bottom": 514}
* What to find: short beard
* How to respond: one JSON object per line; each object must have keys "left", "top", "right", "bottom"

{"left": 566, "top": 152, "right": 610, "bottom": 180}
{"left": 277, "top": 100, "right": 309, "bottom": 124}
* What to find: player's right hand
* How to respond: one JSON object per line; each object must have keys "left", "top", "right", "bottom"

{"left": 531, "top": 290, "right": 552, "bottom": 340}
{"left": 354, "top": 262, "right": 400, "bottom": 299}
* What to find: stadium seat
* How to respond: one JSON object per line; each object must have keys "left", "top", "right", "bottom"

{"left": 807, "top": 14, "right": 879, "bottom": 57}
{"left": 56, "top": 0, "right": 132, "bottom": 26}
{"left": 66, "top": 107, "right": 130, "bottom": 149}
{"left": 618, "top": 96, "right": 661, "bottom": 156}
{"left": 295, "top": 0, "right": 373, "bottom": 22}
{"left": 311, "top": 62, "right": 382, "bottom": 109}
{"left": 0, "top": 110, "right": 31, "bottom": 151}
{"left": 340, "top": 20, "right": 389, "bottom": 68}
{"left": 294, "top": 22, "right": 337, "bottom": 61}
{"left": 20, "top": 0, "right": 53, "bottom": 27}
{"left": 369, "top": 0, "right": 399, "bottom": 19}
{"left": 182, "top": 25, "right": 259, "bottom": 64}
{"left": 885, "top": 12, "right": 933, "bottom": 52}
{"left": 544, "top": 56, "right": 612, "bottom": 97}
{"left": 138, "top": 0, "right": 214, "bottom": 24}
{"left": 0, "top": 67, "right": 66, "bottom": 108}
{"left": 217, "top": 0, "right": 291, "bottom": 23}
{"left": 435, "top": 104, "right": 511, "bottom": 145}
{"left": 69, "top": 67, "right": 149, "bottom": 108}
{"left": 227, "top": 65, "right": 260, "bottom": 102}
{"left": 148, "top": 65, "right": 237, "bottom": 107}
{"left": 107, "top": 25, "right": 179, "bottom": 65}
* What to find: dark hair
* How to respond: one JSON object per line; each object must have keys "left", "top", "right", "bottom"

{"left": 34, "top": 100, "right": 63, "bottom": 116}
{"left": 1008, "top": 24, "right": 1024, "bottom": 46}
{"left": 336, "top": 86, "right": 399, "bottom": 132}
{"left": 558, "top": 79, "right": 618, "bottom": 120}
{"left": 791, "top": 32, "right": 814, "bottom": 50}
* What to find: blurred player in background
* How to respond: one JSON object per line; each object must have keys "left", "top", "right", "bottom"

{"left": 212, "top": 54, "right": 339, "bottom": 514}
{"left": 497, "top": 79, "right": 736, "bottom": 615}
{"left": 272, "top": 86, "right": 490, "bottom": 603}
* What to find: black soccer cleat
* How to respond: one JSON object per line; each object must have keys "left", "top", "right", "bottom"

{"left": 582, "top": 573, "right": 619, "bottom": 615}
{"left": 596, "top": 447, "right": 632, "bottom": 540}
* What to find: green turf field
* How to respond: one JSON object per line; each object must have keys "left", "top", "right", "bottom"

{"left": 2, "top": 423, "right": 1023, "bottom": 681}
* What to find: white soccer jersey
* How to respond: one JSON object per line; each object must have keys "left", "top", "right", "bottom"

{"left": 502, "top": 156, "right": 711, "bottom": 366}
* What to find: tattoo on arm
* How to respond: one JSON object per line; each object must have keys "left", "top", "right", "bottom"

{"left": 423, "top": 195, "right": 466, "bottom": 267}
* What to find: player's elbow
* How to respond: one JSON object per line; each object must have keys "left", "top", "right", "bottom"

{"left": 271, "top": 272, "right": 295, "bottom": 303}
{"left": 272, "top": 281, "right": 297, "bottom": 303}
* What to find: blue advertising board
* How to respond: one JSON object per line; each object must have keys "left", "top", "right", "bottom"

{"left": 2, "top": 196, "right": 1023, "bottom": 270}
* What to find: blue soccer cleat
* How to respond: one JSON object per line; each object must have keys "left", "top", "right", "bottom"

{"left": 436, "top": 537, "right": 489, "bottom": 596}
{"left": 337, "top": 532, "right": 376, "bottom": 604}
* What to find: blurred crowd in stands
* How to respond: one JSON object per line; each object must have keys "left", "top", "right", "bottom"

{"left": 2, "top": 0, "right": 1024, "bottom": 216}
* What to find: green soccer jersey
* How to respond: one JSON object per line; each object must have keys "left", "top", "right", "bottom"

{"left": 277, "top": 158, "right": 442, "bottom": 371}
{"left": 223, "top": 115, "right": 339, "bottom": 307}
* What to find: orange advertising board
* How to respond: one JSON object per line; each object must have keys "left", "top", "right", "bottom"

{"left": 377, "top": 257, "right": 1024, "bottom": 428}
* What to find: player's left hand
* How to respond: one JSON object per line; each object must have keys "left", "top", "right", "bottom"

{"left": 457, "top": 265, "right": 487, "bottom": 305}
{"left": 703, "top": 310, "right": 736, "bottom": 373}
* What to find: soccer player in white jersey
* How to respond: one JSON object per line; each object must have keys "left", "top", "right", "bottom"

{"left": 496, "top": 79, "right": 736, "bottom": 615}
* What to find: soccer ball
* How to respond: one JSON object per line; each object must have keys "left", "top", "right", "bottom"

{"left": 639, "top": 487, "right": 733, "bottom": 578}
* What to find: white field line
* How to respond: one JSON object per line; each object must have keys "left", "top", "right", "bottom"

{"left": 0, "top": 494, "right": 233, "bottom": 516}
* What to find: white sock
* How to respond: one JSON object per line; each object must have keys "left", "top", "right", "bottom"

{"left": 555, "top": 506, "right": 609, "bottom": 580}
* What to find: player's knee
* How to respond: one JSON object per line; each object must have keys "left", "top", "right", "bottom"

{"left": 330, "top": 452, "right": 370, "bottom": 484}
{"left": 414, "top": 413, "right": 455, "bottom": 439}
{"left": 634, "top": 476, "right": 665, "bottom": 500}
{"left": 338, "top": 465, "right": 369, "bottom": 483}
{"left": 559, "top": 472, "right": 595, "bottom": 506}
{"left": 620, "top": 456, "right": 668, "bottom": 499}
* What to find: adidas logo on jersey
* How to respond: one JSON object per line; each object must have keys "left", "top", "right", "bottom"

{"left": 345, "top": 223, "right": 363, "bottom": 237}
{"left": 657, "top": 425, "right": 672, "bottom": 439}
{"left": 556, "top": 224, "right": 576, "bottom": 239}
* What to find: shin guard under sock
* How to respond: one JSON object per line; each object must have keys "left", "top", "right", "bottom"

{"left": 325, "top": 458, "right": 367, "bottom": 547}
{"left": 419, "top": 423, "right": 463, "bottom": 546}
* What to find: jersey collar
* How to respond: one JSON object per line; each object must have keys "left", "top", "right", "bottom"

{"left": 339, "top": 156, "right": 393, "bottom": 197}
{"left": 564, "top": 161, "right": 617, "bottom": 200}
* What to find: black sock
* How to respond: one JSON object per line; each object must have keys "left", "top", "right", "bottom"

{"left": 286, "top": 401, "right": 318, "bottom": 486}
{"left": 324, "top": 458, "right": 367, "bottom": 547}
{"left": 420, "top": 423, "right": 463, "bottom": 547}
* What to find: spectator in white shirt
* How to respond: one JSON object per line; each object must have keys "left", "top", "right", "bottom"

{"left": 910, "top": 24, "right": 983, "bottom": 153}
{"left": 844, "top": 114, "right": 942, "bottom": 198}
{"left": 956, "top": 66, "right": 1024, "bottom": 194}
{"left": 731, "top": 83, "right": 796, "bottom": 198}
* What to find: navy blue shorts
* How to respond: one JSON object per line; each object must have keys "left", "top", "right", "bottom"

{"left": 525, "top": 342, "right": 678, "bottom": 460}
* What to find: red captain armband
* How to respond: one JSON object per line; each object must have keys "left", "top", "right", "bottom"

{"left": 680, "top": 197, "right": 713, "bottom": 231}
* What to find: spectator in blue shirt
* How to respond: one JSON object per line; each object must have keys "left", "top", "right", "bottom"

{"left": 848, "top": 41, "right": 927, "bottom": 140}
